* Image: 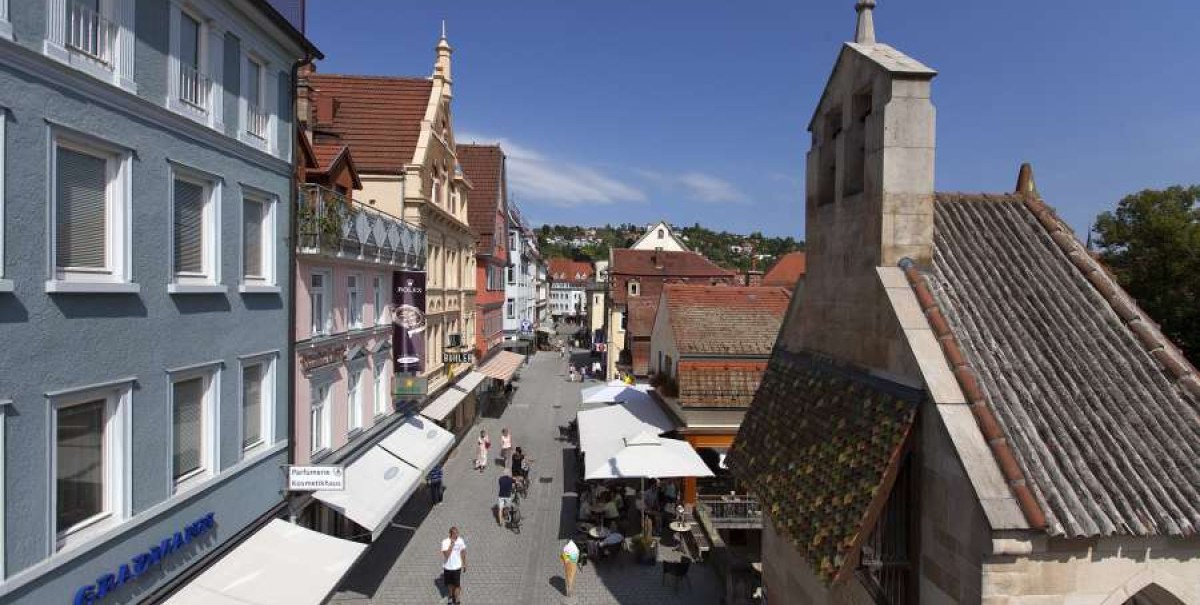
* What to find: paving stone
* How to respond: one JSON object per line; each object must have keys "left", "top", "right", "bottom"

{"left": 329, "top": 350, "right": 722, "bottom": 604}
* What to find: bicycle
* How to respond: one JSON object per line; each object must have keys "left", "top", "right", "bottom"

{"left": 503, "top": 494, "right": 522, "bottom": 533}
{"left": 514, "top": 459, "right": 534, "bottom": 499}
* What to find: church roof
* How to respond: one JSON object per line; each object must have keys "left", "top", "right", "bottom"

{"left": 925, "top": 191, "right": 1200, "bottom": 538}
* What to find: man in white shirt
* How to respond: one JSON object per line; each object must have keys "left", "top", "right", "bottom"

{"left": 441, "top": 526, "right": 467, "bottom": 605}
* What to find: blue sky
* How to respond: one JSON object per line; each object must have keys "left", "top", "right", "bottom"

{"left": 305, "top": 1, "right": 1200, "bottom": 239}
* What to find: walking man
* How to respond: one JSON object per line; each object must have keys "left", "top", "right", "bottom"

{"left": 427, "top": 464, "right": 444, "bottom": 504}
{"left": 496, "top": 470, "right": 515, "bottom": 526}
{"left": 441, "top": 527, "right": 466, "bottom": 605}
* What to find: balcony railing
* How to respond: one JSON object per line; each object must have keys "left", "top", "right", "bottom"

{"left": 298, "top": 184, "right": 426, "bottom": 267}
{"left": 246, "top": 102, "right": 269, "bottom": 139}
{"left": 179, "top": 63, "right": 212, "bottom": 111}
{"left": 66, "top": 0, "right": 118, "bottom": 65}
{"left": 695, "top": 495, "right": 763, "bottom": 529}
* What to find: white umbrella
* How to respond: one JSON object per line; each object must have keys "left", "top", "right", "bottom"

{"left": 584, "top": 431, "right": 714, "bottom": 481}
{"left": 580, "top": 381, "right": 650, "bottom": 405}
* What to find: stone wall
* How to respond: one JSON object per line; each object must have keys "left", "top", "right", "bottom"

{"left": 761, "top": 516, "right": 875, "bottom": 605}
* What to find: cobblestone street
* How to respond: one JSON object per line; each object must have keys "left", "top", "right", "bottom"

{"left": 329, "top": 349, "right": 722, "bottom": 604}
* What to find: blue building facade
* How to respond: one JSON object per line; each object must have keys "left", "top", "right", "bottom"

{"left": 0, "top": 0, "right": 316, "bottom": 602}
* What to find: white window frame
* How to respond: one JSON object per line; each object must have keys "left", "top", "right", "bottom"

{"left": 167, "top": 165, "right": 223, "bottom": 293}
{"left": 373, "top": 356, "right": 389, "bottom": 419}
{"left": 506, "top": 298, "right": 515, "bottom": 319}
{"left": 167, "top": 362, "right": 221, "bottom": 493}
{"left": 310, "top": 379, "right": 332, "bottom": 455}
{"left": 243, "top": 55, "right": 266, "bottom": 139}
{"left": 347, "top": 273, "right": 363, "bottom": 329}
{"left": 45, "top": 128, "right": 136, "bottom": 294}
{"left": 43, "top": 0, "right": 136, "bottom": 92}
{"left": 0, "top": 109, "right": 9, "bottom": 292}
{"left": 166, "top": 4, "right": 215, "bottom": 124}
{"left": 46, "top": 378, "right": 132, "bottom": 552}
{"left": 238, "top": 351, "right": 277, "bottom": 458}
{"left": 346, "top": 364, "right": 364, "bottom": 435}
{"left": 310, "top": 269, "right": 332, "bottom": 337}
{"left": 238, "top": 50, "right": 276, "bottom": 154}
{"left": 239, "top": 188, "right": 278, "bottom": 292}
{"left": 0, "top": 0, "right": 12, "bottom": 41}
{"left": 373, "top": 275, "right": 386, "bottom": 325}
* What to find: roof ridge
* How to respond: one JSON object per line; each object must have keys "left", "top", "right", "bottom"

{"left": 308, "top": 73, "right": 432, "bottom": 83}
{"left": 897, "top": 257, "right": 1048, "bottom": 531}
{"left": 1018, "top": 194, "right": 1200, "bottom": 399}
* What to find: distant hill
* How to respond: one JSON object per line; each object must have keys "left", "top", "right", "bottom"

{"left": 536, "top": 223, "right": 803, "bottom": 273}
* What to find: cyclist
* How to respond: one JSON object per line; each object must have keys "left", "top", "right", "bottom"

{"left": 496, "top": 470, "right": 515, "bottom": 526}
{"left": 511, "top": 447, "right": 527, "bottom": 491}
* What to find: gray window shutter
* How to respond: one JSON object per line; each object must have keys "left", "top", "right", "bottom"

{"left": 243, "top": 200, "right": 263, "bottom": 277}
{"left": 173, "top": 377, "right": 204, "bottom": 479}
{"left": 174, "top": 180, "right": 205, "bottom": 274}
{"left": 55, "top": 147, "right": 108, "bottom": 270}
{"left": 242, "top": 365, "right": 262, "bottom": 447}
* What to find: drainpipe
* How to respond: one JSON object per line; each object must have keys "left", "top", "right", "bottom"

{"left": 286, "top": 53, "right": 314, "bottom": 520}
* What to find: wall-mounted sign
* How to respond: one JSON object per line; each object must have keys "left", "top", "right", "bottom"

{"left": 393, "top": 270, "right": 427, "bottom": 374}
{"left": 395, "top": 374, "right": 428, "bottom": 397}
{"left": 443, "top": 352, "right": 474, "bottom": 364}
{"left": 287, "top": 465, "right": 346, "bottom": 491}
{"left": 299, "top": 343, "right": 348, "bottom": 373}
{"left": 73, "top": 513, "right": 216, "bottom": 605}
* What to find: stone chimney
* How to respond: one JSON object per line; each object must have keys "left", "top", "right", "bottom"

{"left": 784, "top": 0, "right": 938, "bottom": 372}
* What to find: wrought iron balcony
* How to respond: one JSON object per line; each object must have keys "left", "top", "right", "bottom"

{"left": 298, "top": 184, "right": 426, "bottom": 267}
{"left": 695, "top": 495, "right": 763, "bottom": 529}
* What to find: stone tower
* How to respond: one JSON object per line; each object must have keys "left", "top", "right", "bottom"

{"left": 780, "top": 0, "right": 938, "bottom": 373}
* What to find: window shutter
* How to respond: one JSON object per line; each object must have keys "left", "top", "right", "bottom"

{"left": 243, "top": 200, "right": 263, "bottom": 277}
{"left": 173, "top": 377, "right": 204, "bottom": 479}
{"left": 174, "top": 180, "right": 205, "bottom": 274}
{"left": 56, "top": 147, "right": 108, "bottom": 270}
{"left": 242, "top": 365, "right": 262, "bottom": 448}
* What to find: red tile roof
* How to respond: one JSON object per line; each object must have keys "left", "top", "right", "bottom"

{"left": 611, "top": 250, "right": 733, "bottom": 306}
{"left": 662, "top": 285, "right": 790, "bottom": 356}
{"left": 676, "top": 360, "right": 767, "bottom": 408}
{"left": 762, "top": 251, "right": 807, "bottom": 288}
{"left": 547, "top": 258, "right": 594, "bottom": 285}
{"left": 457, "top": 144, "right": 504, "bottom": 251}
{"left": 306, "top": 75, "right": 433, "bottom": 174}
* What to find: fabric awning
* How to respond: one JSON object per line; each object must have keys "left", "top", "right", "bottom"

{"left": 477, "top": 351, "right": 524, "bottom": 383}
{"left": 377, "top": 415, "right": 455, "bottom": 473}
{"left": 420, "top": 387, "right": 468, "bottom": 422}
{"left": 456, "top": 370, "right": 487, "bottom": 393}
{"left": 163, "top": 519, "right": 366, "bottom": 605}
{"left": 313, "top": 445, "right": 423, "bottom": 540}
{"left": 584, "top": 431, "right": 715, "bottom": 481}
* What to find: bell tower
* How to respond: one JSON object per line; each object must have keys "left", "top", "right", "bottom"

{"left": 782, "top": 0, "right": 938, "bottom": 372}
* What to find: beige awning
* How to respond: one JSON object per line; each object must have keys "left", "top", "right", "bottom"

{"left": 420, "top": 387, "right": 468, "bottom": 422}
{"left": 477, "top": 351, "right": 524, "bottom": 383}
{"left": 163, "top": 519, "right": 365, "bottom": 605}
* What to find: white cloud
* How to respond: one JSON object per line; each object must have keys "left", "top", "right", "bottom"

{"left": 457, "top": 133, "right": 646, "bottom": 207}
{"left": 635, "top": 169, "right": 749, "bottom": 204}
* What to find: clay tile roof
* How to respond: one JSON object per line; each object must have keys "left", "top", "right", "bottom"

{"left": 727, "top": 350, "right": 921, "bottom": 583}
{"left": 761, "top": 251, "right": 807, "bottom": 288}
{"left": 677, "top": 360, "right": 767, "bottom": 408}
{"left": 547, "top": 258, "right": 593, "bottom": 285}
{"left": 457, "top": 144, "right": 504, "bottom": 250}
{"left": 306, "top": 75, "right": 433, "bottom": 174}
{"left": 663, "top": 285, "right": 790, "bottom": 356}
{"left": 929, "top": 192, "right": 1200, "bottom": 538}
{"left": 611, "top": 249, "right": 733, "bottom": 278}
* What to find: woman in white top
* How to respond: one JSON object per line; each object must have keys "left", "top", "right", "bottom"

{"left": 475, "top": 430, "right": 490, "bottom": 472}
{"left": 500, "top": 428, "right": 513, "bottom": 467}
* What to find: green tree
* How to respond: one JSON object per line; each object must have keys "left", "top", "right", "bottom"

{"left": 1094, "top": 185, "right": 1200, "bottom": 363}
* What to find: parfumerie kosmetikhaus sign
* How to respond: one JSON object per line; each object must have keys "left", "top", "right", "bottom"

{"left": 443, "top": 351, "right": 473, "bottom": 364}
{"left": 73, "top": 512, "right": 216, "bottom": 605}
{"left": 287, "top": 465, "right": 346, "bottom": 491}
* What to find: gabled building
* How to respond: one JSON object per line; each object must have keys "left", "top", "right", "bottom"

{"left": 503, "top": 204, "right": 537, "bottom": 351}
{"left": 606, "top": 249, "right": 736, "bottom": 379}
{"left": 761, "top": 250, "right": 807, "bottom": 290}
{"left": 630, "top": 220, "right": 689, "bottom": 252}
{"left": 547, "top": 258, "right": 593, "bottom": 322}
{"left": 648, "top": 285, "right": 790, "bottom": 505}
{"left": 729, "top": 3, "right": 1200, "bottom": 604}
{"left": 458, "top": 143, "right": 508, "bottom": 361}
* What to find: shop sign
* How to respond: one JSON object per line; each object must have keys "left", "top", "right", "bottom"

{"left": 300, "top": 343, "right": 347, "bottom": 373}
{"left": 395, "top": 374, "right": 428, "bottom": 397}
{"left": 392, "top": 270, "right": 427, "bottom": 373}
{"left": 73, "top": 513, "right": 216, "bottom": 605}
{"left": 443, "top": 352, "right": 473, "bottom": 364}
{"left": 287, "top": 465, "right": 346, "bottom": 491}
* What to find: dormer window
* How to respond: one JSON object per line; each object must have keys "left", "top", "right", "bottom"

{"left": 628, "top": 280, "right": 640, "bottom": 297}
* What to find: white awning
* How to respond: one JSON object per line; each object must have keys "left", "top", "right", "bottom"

{"left": 420, "top": 387, "right": 468, "bottom": 422}
{"left": 377, "top": 415, "right": 455, "bottom": 473}
{"left": 584, "top": 432, "right": 715, "bottom": 481}
{"left": 164, "top": 519, "right": 366, "bottom": 605}
{"left": 456, "top": 370, "right": 487, "bottom": 393}
{"left": 313, "top": 445, "right": 423, "bottom": 540}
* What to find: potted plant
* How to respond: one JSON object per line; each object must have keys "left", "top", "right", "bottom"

{"left": 631, "top": 533, "right": 657, "bottom": 565}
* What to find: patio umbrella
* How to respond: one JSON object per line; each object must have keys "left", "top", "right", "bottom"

{"left": 580, "top": 381, "right": 650, "bottom": 405}
{"left": 584, "top": 431, "right": 714, "bottom": 531}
